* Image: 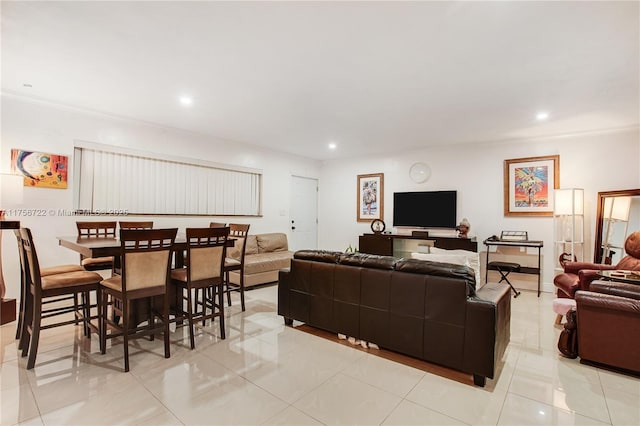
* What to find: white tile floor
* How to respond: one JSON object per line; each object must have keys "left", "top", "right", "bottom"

{"left": 1, "top": 286, "right": 639, "bottom": 426}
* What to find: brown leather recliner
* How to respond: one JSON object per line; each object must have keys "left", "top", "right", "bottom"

{"left": 554, "top": 231, "right": 640, "bottom": 298}
{"left": 575, "top": 280, "right": 640, "bottom": 374}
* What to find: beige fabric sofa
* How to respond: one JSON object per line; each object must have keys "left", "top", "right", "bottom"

{"left": 227, "top": 233, "right": 293, "bottom": 287}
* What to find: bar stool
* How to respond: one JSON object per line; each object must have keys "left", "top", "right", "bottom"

{"left": 488, "top": 261, "right": 521, "bottom": 297}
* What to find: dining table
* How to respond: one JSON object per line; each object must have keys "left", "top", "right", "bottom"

{"left": 56, "top": 234, "right": 235, "bottom": 330}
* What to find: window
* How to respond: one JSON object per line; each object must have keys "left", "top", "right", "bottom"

{"left": 74, "top": 143, "right": 261, "bottom": 216}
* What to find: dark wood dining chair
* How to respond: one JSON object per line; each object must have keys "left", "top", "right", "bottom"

{"left": 76, "top": 221, "right": 117, "bottom": 271}
{"left": 119, "top": 221, "right": 154, "bottom": 230}
{"left": 209, "top": 222, "right": 227, "bottom": 228}
{"left": 113, "top": 222, "right": 153, "bottom": 275}
{"left": 224, "top": 223, "right": 250, "bottom": 311}
{"left": 99, "top": 228, "right": 177, "bottom": 372}
{"left": 19, "top": 227, "right": 103, "bottom": 369}
{"left": 170, "top": 227, "right": 229, "bottom": 349}
{"left": 13, "top": 229, "right": 85, "bottom": 349}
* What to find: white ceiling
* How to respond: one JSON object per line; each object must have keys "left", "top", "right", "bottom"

{"left": 2, "top": 1, "right": 638, "bottom": 160}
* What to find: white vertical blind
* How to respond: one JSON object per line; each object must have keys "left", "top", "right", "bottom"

{"left": 74, "top": 147, "right": 261, "bottom": 216}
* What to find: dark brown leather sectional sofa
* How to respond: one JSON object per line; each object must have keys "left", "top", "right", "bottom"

{"left": 277, "top": 250, "right": 511, "bottom": 386}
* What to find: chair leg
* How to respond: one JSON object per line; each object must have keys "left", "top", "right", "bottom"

{"left": 20, "top": 290, "right": 33, "bottom": 358}
{"left": 186, "top": 286, "right": 195, "bottom": 350}
{"left": 226, "top": 271, "right": 232, "bottom": 307}
{"left": 147, "top": 298, "right": 154, "bottom": 341}
{"left": 218, "top": 282, "right": 226, "bottom": 340}
{"left": 163, "top": 294, "right": 170, "bottom": 359}
{"left": 26, "top": 294, "right": 42, "bottom": 370}
{"left": 83, "top": 291, "right": 91, "bottom": 337}
{"left": 122, "top": 298, "right": 130, "bottom": 373}
{"left": 555, "top": 314, "right": 563, "bottom": 325}
{"left": 200, "top": 288, "right": 208, "bottom": 327}
{"left": 99, "top": 289, "right": 107, "bottom": 354}
{"left": 239, "top": 274, "right": 245, "bottom": 312}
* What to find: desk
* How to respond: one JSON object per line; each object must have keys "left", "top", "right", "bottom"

{"left": 484, "top": 238, "right": 544, "bottom": 297}
{"left": 597, "top": 270, "right": 640, "bottom": 285}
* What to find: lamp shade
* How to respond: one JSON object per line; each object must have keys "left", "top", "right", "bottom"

{"left": 603, "top": 196, "right": 631, "bottom": 221}
{"left": 554, "top": 188, "right": 584, "bottom": 215}
{"left": 0, "top": 173, "right": 24, "bottom": 208}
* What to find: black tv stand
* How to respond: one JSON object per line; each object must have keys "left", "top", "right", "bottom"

{"left": 359, "top": 233, "right": 477, "bottom": 257}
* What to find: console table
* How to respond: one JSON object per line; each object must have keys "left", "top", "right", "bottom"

{"left": 484, "top": 238, "right": 544, "bottom": 297}
{"left": 359, "top": 233, "right": 477, "bottom": 258}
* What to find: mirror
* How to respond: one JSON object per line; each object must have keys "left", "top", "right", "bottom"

{"left": 594, "top": 189, "right": 640, "bottom": 264}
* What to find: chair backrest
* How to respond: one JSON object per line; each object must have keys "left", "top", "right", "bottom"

{"left": 76, "top": 221, "right": 117, "bottom": 237}
{"left": 185, "top": 227, "right": 229, "bottom": 282}
{"left": 14, "top": 229, "right": 30, "bottom": 289}
{"left": 120, "top": 228, "right": 178, "bottom": 293}
{"left": 228, "top": 223, "right": 251, "bottom": 262}
{"left": 119, "top": 221, "right": 154, "bottom": 230}
{"left": 209, "top": 222, "right": 227, "bottom": 228}
{"left": 19, "top": 228, "right": 43, "bottom": 294}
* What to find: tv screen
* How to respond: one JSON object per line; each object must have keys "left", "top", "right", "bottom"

{"left": 393, "top": 190, "right": 457, "bottom": 228}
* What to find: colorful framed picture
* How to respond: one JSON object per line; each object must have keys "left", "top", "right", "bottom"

{"left": 504, "top": 155, "right": 559, "bottom": 216}
{"left": 357, "top": 173, "right": 384, "bottom": 222}
{"left": 11, "top": 149, "right": 68, "bottom": 189}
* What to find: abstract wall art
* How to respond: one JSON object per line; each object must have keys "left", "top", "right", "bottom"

{"left": 11, "top": 149, "right": 68, "bottom": 189}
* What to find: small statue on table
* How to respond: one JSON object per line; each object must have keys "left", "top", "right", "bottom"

{"left": 457, "top": 218, "right": 470, "bottom": 238}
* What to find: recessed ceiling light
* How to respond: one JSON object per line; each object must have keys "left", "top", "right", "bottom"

{"left": 328, "top": 143, "right": 337, "bottom": 150}
{"left": 179, "top": 96, "right": 193, "bottom": 106}
{"left": 536, "top": 111, "right": 549, "bottom": 121}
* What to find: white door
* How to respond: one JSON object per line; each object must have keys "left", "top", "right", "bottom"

{"left": 290, "top": 176, "right": 318, "bottom": 250}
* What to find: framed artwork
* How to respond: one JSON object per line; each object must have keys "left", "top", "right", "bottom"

{"left": 504, "top": 155, "right": 559, "bottom": 216}
{"left": 11, "top": 149, "right": 68, "bottom": 189}
{"left": 357, "top": 173, "right": 384, "bottom": 222}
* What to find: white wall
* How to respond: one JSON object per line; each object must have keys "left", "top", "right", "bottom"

{"left": 318, "top": 127, "right": 640, "bottom": 292}
{"left": 2, "top": 93, "right": 638, "bottom": 299}
{"left": 0, "top": 94, "right": 321, "bottom": 300}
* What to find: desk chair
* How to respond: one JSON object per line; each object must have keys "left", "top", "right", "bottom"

{"left": 19, "top": 228, "right": 103, "bottom": 369}
{"left": 170, "top": 227, "right": 229, "bottom": 349}
{"left": 99, "top": 228, "right": 177, "bottom": 372}
{"left": 76, "top": 221, "right": 117, "bottom": 271}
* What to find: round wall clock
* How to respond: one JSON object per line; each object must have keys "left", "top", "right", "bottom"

{"left": 409, "top": 162, "right": 431, "bottom": 184}
{"left": 371, "top": 219, "right": 386, "bottom": 234}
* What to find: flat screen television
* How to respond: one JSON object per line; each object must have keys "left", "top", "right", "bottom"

{"left": 393, "top": 190, "right": 457, "bottom": 228}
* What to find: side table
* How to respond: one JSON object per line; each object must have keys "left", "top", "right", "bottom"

{"left": 597, "top": 270, "right": 640, "bottom": 285}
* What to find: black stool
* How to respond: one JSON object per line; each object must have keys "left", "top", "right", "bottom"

{"left": 488, "top": 261, "right": 521, "bottom": 298}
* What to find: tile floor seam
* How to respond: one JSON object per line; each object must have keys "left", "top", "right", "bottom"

{"left": 130, "top": 368, "right": 186, "bottom": 426}
{"left": 597, "top": 371, "right": 615, "bottom": 426}
{"left": 378, "top": 395, "right": 405, "bottom": 425}
{"left": 504, "top": 391, "right": 614, "bottom": 425}
{"left": 25, "top": 370, "right": 45, "bottom": 426}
